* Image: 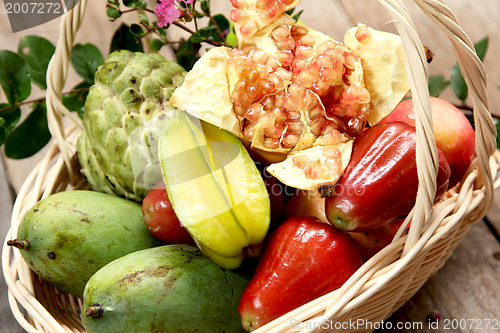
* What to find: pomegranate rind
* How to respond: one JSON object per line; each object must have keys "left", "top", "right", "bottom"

{"left": 344, "top": 24, "right": 410, "bottom": 125}
{"left": 266, "top": 141, "right": 353, "bottom": 190}
{"left": 169, "top": 47, "right": 241, "bottom": 137}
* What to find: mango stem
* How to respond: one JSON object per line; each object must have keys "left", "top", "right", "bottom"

{"left": 6, "top": 239, "right": 31, "bottom": 251}
{"left": 85, "top": 304, "right": 104, "bottom": 319}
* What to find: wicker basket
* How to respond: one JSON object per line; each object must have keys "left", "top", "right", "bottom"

{"left": 2, "top": 0, "right": 499, "bottom": 332}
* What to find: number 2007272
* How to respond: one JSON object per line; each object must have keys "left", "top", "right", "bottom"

{"left": 5, "top": 2, "right": 62, "bottom": 14}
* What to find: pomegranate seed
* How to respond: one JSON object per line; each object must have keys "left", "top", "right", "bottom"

{"left": 326, "top": 104, "right": 345, "bottom": 118}
{"left": 308, "top": 103, "right": 325, "bottom": 120}
{"left": 285, "top": 109, "right": 301, "bottom": 120}
{"left": 288, "top": 82, "right": 305, "bottom": 99}
{"left": 258, "top": 113, "right": 276, "bottom": 128}
{"left": 343, "top": 51, "right": 358, "bottom": 70}
{"left": 274, "top": 92, "right": 286, "bottom": 108}
{"left": 261, "top": 96, "right": 274, "bottom": 110}
{"left": 268, "top": 2, "right": 287, "bottom": 20}
{"left": 319, "top": 67, "right": 337, "bottom": 82}
{"left": 284, "top": 94, "right": 302, "bottom": 110}
{"left": 234, "top": 106, "right": 246, "bottom": 118}
{"left": 297, "top": 69, "right": 317, "bottom": 88}
{"left": 272, "top": 25, "right": 290, "bottom": 42}
{"left": 304, "top": 89, "right": 317, "bottom": 109}
{"left": 277, "top": 38, "right": 296, "bottom": 51}
{"left": 230, "top": 0, "right": 248, "bottom": 9}
{"left": 273, "top": 107, "right": 287, "bottom": 124}
{"left": 275, "top": 67, "right": 293, "bottom": 82}
{"left": 355, "top": 25, "right": 372, "bottom": 43}
{"left": 284, "top": 120, "right": 303, "bottom": 133}
{"left": 245, "top": 103, "right": 264, "bottom": 121}
{"left": 276, "top": 50, "right": 293, "bottom": 67}
{"left": 243, "top": 123, "right": 256, "bottom": 139}
{"left": 282, "top": 133, "right": 300, "bottom": 148}
{"left": 265, "top": 123, "right": 284, "bottom": 139}
{"left": 292, "top": 59, "right": 306, "bottom": 74}
{"left": 291, "top": 25, "right": 308, "bottom": 39}
{"left": 240, "top": 21, "right": 258, "bottom": 37}
{"left": 229, "top": 9, "right": 242, "bottom": 23}
{"left": 295, "top": 46, "right": 314, "bottom": 60}
{"left": 316, "top": 54, "right": 333, "bottom": 68}
{"left": 310, "top": 118, "right": 325, "bottom": 136}
{"left": 263, "top": 137, "right": 280, "bottom": 149}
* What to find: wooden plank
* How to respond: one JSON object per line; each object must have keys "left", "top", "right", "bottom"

{"left": 375, "top": 220, "right": 500, "bottom": 333}
{"left": 0, "top": 155, "right": 24, "bottom": 333}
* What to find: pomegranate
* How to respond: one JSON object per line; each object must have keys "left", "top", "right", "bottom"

{"left": 170, "top": 0, "right": 409, "bottom": 191}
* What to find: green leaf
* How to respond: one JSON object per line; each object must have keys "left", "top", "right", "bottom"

{"left": 226, "top": 21, "right": 238, "bottom": 47}
{"left": 157, "top": 27, "right": 167, "bottom": 39}
{"left": 107, "top": 7, "right": 121, "bottom": 19}
{"left": 450, "top": 36, "right": 489, "bottom": 102}
{"left": 107, "top": 0, "right": 119, "bottom": 5}
{"left": 495, "top": 117, "right": 500, "bottom": 149}
{"left": 130, "top": 24, "right": 146, "bottom": 38}
{"left": 201, "top": 0, "right": 210, "bottom": 13}
{"left": 0, "top": 104, "right": 21, "bottom": 146}
{"left": 17, "top": 36, "right": 55, "bottom": 90}
{"left": 0, "top": 51, "right": 31, "bottom": 105}
{"left": 62, "top": 81, "right": 91, "bottom": 119}
{"left": 450, "top": 64, "right": 467, "bottom": 101}
{"left": 110, "top": 23, "right": 144, "bottom": 53}
{"left": 150, "top": 38, "right": 166, "bottom": 51}
{"left": 4, "top": 101, "right": 51, "bottom": 159}
{"left": 428, "top": 75, "right": 451, "bottom": 97}
{"left": 291, "top": 9, "right": 304, "bottom": 21}
{"left": 176, "top": 40, "right": 199, "bottom": 71}
{"left": 211, "top": 14, "right": 230, "bottom": 35}
{"left": 71, "top": 44, "right": 104, "bottom": 84}
{"left": 474, "top": 36, "right": 489, "bottom": 62}
{"left": 138, "top": 13, "right": 149, "bottom": 25}
{"left": 122, "top": 0, "right": 147, "bottom": 9}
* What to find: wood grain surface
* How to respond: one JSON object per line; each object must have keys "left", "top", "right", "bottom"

{"left": 1, "top": 0, "right": 499, "bottom": 332}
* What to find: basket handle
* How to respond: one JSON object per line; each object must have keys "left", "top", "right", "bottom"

{"left": 45, "top": 0, "right": 87, "bottom": 182}
{"left": 378, "top": 0, "right": 496, "bottom": 255}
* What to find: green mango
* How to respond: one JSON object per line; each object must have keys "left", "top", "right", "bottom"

{"left": 82, "top": 244, "right": 249, "bottom": 333}
{"left": 8, "top": 190, "right": 161, "bottom": 297}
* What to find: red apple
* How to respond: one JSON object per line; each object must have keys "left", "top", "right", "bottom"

{"left": 142, "top": 183, "right": 194, "bottom": 244}
{"left": 380, "top": 97, "right": 475, "bottom": 187}
{"left": 238, "top": 217, "right": 362, "bottom": 331}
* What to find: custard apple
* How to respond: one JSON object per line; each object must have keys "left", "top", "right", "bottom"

{"left": 77, "top": 50, "right": 186, "bottom": 201}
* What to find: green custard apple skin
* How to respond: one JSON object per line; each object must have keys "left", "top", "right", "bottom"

{"left": 77, "top": 50, "right": 186, "bottom": 201}
{"left": 82, "top": 244, "right": 249, "bottom": 333}
{"left": 12, "top": 190, "right": 162, "bottom": 297}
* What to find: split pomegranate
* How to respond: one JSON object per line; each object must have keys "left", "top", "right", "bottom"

{"left": 170, "top": 0, "right": 409, "bottom": 190}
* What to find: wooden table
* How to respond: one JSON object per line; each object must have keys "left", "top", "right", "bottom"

{"left": 1, "top": 0, "right": 499, "bottom": 332}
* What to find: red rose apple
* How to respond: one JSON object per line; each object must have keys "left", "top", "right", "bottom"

{"left": 238, "top": 217, "right": 362, "bottom": 331}
{"left": 380, "top": 97, "right": 475, "bottom": 187}
{"left": 142, "top": 183, "right": 194, "bottom": 244}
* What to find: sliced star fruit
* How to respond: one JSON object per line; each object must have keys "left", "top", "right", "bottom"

{"left": 158, "top": 110, "right": 271, "bottom": 269}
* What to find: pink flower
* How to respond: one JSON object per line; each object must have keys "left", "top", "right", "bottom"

{"left": 155, "top": 0, "right": 194, "bottom": 27}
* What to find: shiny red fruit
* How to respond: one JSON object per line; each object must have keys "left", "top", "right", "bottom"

{"left": 380, "top": 97, "right": 475, "bottom": 188}
{"left": 349, "top": 219, "right": 404, "bottom": 261}
{"left": 325, "top": 122, "right": 451, "bottom": 231}
{"left": 238, "top": 216, "right": 362, "bottom": 331}
{"left": 142, "top": 183, "right": 194, "bottom": 244}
